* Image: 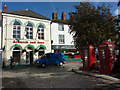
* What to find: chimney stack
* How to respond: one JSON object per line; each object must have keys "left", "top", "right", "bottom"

{"left": 3, "top": 4, "right": 7, "bottom": 12}
{"left": 52, "top": 10, "right": 57, "bottom": 20}
{"left": 61, "top": 12, "right": 66, "bottom": 20}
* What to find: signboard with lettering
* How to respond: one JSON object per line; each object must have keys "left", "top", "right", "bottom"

{"left": 13, "top": 40, "right": 44, "bottom": 44}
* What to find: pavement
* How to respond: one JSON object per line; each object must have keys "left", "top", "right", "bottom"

{"left": 72, "top": 67, "right": 120, "bottom": 83}
{"left": 2, "top": 61, "right": 117, "bottom": 89}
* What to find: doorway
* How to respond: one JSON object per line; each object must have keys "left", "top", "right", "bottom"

{"left": 13, "top": 47, "right": 20, "bottom": 64}
{"left": 26, "top": 47, "right": 33, "bottom": 65}
{"left": 38, "top": 47, "right": 44, "bottom": 57}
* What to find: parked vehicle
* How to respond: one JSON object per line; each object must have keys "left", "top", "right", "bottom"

{"left": 35, "top": 53, "right": 65, "bottom": 67}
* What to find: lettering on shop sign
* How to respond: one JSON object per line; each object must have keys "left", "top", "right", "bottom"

{"left": 30, "top": 41, "right": 36, "bottom": 44}
{"left": 13, "top": 40, "right": 44, "bottom": 44}
{"left": 37, "top": 41, "right": 44, "bottom": 44}
{"left": 13, "top": 40, "right": 28, "bottom": 43}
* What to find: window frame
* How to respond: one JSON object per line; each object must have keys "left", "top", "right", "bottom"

{"left": 37, "top": 25, "right": 44, "bottom": 40}
{"left": 58, "top": 23, "right": 64, "bottom": 31}
{"left": 59, "top": 34, "right": 65, "bottom": 44}
{"left": 13, "top": 25, "right": 21, "bottom": 39}
{"left": 25, "top": 25, "right": 33, "bottom": 39}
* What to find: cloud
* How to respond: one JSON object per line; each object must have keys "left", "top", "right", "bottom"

{"left": 114, "top": 8, "right": 120, "bottom": 16}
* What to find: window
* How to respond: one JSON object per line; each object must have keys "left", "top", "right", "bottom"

{"left": 13, "top": 21, "right": 21, "bottom": 39}
{"left": 37, "top": 25, "right": 44, "bottom": 40}
{"left": 46, "top": 54, "right": 50, "bottom": 58}
{"left": 25, "top": 23, "right": 33, "bottom": 39}
{"left": 59, "top": 35, "right": 65, "bottom": 44}
{"left": 58, "top": 23, "right": 64, "bottom": 31}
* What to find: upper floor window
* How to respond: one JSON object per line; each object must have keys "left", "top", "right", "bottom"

{"left": 58, "top": 23, "right": 64, "bottom": 31}
{"left": 59, "top": 35, "right": 65, "bottom": 44}
{"left": 13, "top": 21, "right": 21, "bottom": 39}
{"left": 37, "top": 25, "right": 44, "bottom": 40}
{"left": 25, "top": 23, "right": 33, "bottom": 39}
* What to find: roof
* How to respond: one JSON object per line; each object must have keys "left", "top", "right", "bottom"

{"left": 52, "top": 19, "right": 69, "bottom": 24}
{"left": 2, "top": 9, "right": 50, "bottom": 20}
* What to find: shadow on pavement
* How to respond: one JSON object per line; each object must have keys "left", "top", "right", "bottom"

{"left": 2, "top": 62, "right": 80, "bottom": 75}
{"left": 2, "top": 77, "right": 27, "bottom": 88}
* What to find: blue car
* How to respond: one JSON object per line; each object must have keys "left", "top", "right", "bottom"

{"left": 35, "top": 53, "right": 65, "bottom": 67}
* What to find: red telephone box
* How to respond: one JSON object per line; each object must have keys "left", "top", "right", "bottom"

{"left": 83, "top": 45, "right": 96, "bottom": 70}
{"left": 98, "top": 42, "right": 116, "bottom": 74}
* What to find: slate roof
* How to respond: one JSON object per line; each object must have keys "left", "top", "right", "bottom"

{"left": 3, "top": 9, "right": 50, "bottom": 20}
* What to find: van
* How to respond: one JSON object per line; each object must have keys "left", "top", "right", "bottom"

{"left": 35, "top": 53, "right": 65, "bottom": 67}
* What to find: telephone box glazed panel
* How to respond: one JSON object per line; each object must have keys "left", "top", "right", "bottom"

{"left": 98, "top": 42, "right": 116, "bottom": 74}
{"left": 83, "top": 45, "right": 96, "bottom": 70}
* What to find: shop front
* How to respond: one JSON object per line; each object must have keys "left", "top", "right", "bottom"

{"left": 24, "top": 44, "right": 35, "bottom": 65}
{"left": 52, "top": 45, "right": 80, "bottom": 59}
{"left": 5, "top": 41, "right": 48, "bottom": 66}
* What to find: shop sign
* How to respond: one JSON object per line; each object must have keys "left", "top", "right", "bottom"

{"left": 13, "top": 40, "right": 44, "bottom": 44}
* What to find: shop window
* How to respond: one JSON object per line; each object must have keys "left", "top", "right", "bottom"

{"left": 25, "top": 23, "right": 33, "bottom": 39}
{"left": 59, "top": 35, "right": 65, "bottom": 44}
{"left": 58, "top": 23, "right": 64, "bottom": 31}
{"left": 13, "top": 21, "right": 21, "bottom": 39}
{"left": 37, "top": 25, "right": 44, "bottom": 40}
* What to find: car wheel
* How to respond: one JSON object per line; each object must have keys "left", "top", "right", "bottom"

{"left": 41, "top": 63, "right": 46, "bottom": 68}
{"left": 59, "top": 62, "right": 63, "bottom": 66}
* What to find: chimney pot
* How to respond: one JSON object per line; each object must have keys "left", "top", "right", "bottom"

{"left": 61, "top": 12, "right": 66, "bottom": 20}
{"left": 3, "top": 4, "right": 7, "bottom": 12}
{"left": 52, "top": 10, "right": 57, "bottom": 20}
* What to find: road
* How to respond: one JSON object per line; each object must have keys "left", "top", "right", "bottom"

{"left": 2, "top": 61, "right": 119, "bottom": 89}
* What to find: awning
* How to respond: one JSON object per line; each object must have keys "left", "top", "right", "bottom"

{"left": 52, "top": 45, "right": 76, "bottom": 49}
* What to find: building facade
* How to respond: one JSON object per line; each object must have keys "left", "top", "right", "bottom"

{"left": 2, "top": 4, "right": 51, "bottom": 65}
{"left": 51, "top": 11, "right": 78, "bottom": 55}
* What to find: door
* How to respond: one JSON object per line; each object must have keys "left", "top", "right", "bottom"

{"left": 26, "top": 51, "right": 33, "bottom": 65}
{"left": 13, "top": 47, "right": 20, "bottom": 64}
{"left": 26, "top": 51, "right": 30, "bottom": 64}
{"left": 38, "top": 47, "right": 44, "bottom": 58}
{"left": 30, "top": 51, "right": 33, "bottom": 64}
{"left": 13, "top": 51, "right": 20, "bottom": 63}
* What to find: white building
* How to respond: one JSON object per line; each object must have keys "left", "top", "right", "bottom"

{"left": 51, "top": 11, "right": 77, "bottom": 55}
{"left": 2, "top": 4, "right": 51, "bottom": 65}
{"left": 0, "top": 10, "right": 1, "bottom": 50}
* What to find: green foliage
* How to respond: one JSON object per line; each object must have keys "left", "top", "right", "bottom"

{"left": 69, "top": 2, "right": 117, "bottom": 50}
